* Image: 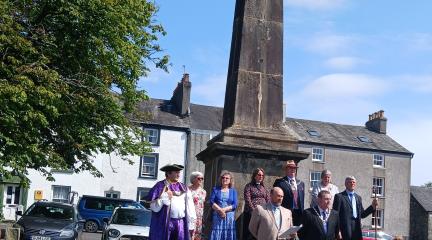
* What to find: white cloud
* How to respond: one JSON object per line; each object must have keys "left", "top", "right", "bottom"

{"left": 306, "top": 33, "right": 357, "bottom": 55}
{"left": 324, "top": 56, "right": 366, "bottom": 70}
{"left": 396, "top": 75, "right": 432, "bottom": 93}
{"left": 139, "top": 66, "right": 176, "bottom": 84}
{"left": 285, "top": 0, "right": 346, "bottom": 10}
{"left": 193, "top": 74, "right": 227, "bottom": 107}
{"left": 390, "top": 119, "right": 432, "bottom": 185}
{"left": 301, "top": 73, "right": 387, "bottom": 98}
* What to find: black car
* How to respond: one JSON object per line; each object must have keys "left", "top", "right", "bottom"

{"left": 15, "top": 201, "right": 84, "bottom": 240}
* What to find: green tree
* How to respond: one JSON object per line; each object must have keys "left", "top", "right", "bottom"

{"left": 0, "top": 0, "right": 168, "bottom": 184}
{"left": 423, "top": 182, "right": 432, "bottom": 187}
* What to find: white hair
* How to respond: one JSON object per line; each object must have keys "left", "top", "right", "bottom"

{"left": 345, "top": 176, "right": 356, "bottom": 183}
{"left": 189, "top": 171, "right": 204, "bottom": 184}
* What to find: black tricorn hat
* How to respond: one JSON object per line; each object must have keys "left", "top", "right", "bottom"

{"left": 160, "top": 163, "right": 184, "bottom": 172}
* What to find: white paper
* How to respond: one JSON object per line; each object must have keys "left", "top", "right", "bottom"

{"left": 279, "top": 224, "right": 302, "bottom": 238}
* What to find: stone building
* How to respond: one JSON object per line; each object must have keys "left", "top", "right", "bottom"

{"left": 410, "top": 186, "right": 432, "bottom": 240}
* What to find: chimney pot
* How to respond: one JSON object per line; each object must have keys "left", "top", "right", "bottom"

{"left": 366, "top": 110, "right": 387, "bottom": 134}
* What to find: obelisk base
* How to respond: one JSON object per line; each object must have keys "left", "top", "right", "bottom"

{"left": 197, "top": 141, "right": 308, "bottom": 239}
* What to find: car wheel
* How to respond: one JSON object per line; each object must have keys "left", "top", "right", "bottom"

{"left": 84, "top": 220, "right": 98, "bottom": 233}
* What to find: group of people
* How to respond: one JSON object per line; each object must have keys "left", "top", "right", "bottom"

{"left": 144, "top": 160, "right": 379, "bottom": 240}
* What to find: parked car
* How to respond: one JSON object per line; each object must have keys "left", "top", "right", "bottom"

{"left": 101, "top": 207, "right": 151, "bottom": 240}
{"left": 14, "top": 201, "right": 84, "bottom": 240}
{"left": 362, "top": 230, "right": 393, "bottom": 240}
{"left": 77, "top": 195, "right": 143, "bottom": 233}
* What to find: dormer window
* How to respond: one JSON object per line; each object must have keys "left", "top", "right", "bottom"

{"left": 307, "top": 130, "right": 320, "bottom": 137}
{"left": 358, "top": 136, "right": 372, "bottom": 143}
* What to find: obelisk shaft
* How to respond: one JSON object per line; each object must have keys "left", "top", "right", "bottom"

{"left": 222, "top": 0, "right": 284, "bottom": 130}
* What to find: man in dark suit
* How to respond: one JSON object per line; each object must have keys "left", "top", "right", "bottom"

{"left": 299, "top": 190, "right": 340, "bottom": 240}
{"left": 333, "top": 176, "right": 378, "bottom": 240}
{"left": 273, "top": 160, "right": 305, "bottom": 226}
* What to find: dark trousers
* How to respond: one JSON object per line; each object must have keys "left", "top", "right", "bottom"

{"left": 341, "top": 218, "right": 362, "bottom": 240}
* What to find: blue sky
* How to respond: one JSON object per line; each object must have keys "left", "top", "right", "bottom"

{"left": 140, "top": 0, "right": 432, "bottom": 186}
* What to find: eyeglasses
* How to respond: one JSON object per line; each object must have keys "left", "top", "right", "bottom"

{"left": 221, "top": 177, "right": 230, "bottom": 179}
{"left": 197, "top": 177, "right": 204, "bottom": 180}
{"left": 257, "top": 174, "right": 264, "bottom": 176}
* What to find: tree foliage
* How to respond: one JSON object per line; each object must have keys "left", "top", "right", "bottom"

{"left": 0, "top": 0, "right": 168, "bottom": 184}
{"left": 423, "top": 182, "right": 432, "bottom": 188}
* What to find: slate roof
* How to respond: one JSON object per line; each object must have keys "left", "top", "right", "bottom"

{"left": 132, "top": 98, "right": 411, "bottom": 155}
{"left": 411, "top": 186, "right": 432, "bottom": 212}
{"left": 133, "top": 98, "right": 222, "bottom": 131}
{"left": 285, "top": 117, "right": 412, "bottom": 155}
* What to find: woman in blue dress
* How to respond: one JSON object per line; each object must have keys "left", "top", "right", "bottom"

{"left": 210, "top": 171, "right": 237, "bottom": 240}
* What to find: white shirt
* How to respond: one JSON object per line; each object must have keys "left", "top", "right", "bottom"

{"left": 150, "top": 190, "right": 197, "bottom": 230}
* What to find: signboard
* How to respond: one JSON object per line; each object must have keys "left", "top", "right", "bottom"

{"left": 34, "top": 190, "right": 43, "bottom": 200}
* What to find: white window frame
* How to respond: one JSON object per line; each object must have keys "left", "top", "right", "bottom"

{"left": 371, "top": 209, "right": 384, "bottom": 229}
{"left": 310, "top": 171, "right": 321, "bottom": 189}
{"left": 144, "top": 128, "right": 159, "bottom": 145}
{"left": 140, "top": 154, "right": 158, "bottom": 179}
{"left": 373, "top": 177, "right": 385, "bottom": 197}
{"left": 52, "top": 185, "right": 71, "bottom": 203}
{"left": 312, "top": 147, "right": 324, "bottom": 162}
{"left": 373, "top": 154, "right": 385, "bottom": 167}
{"left": 105, "top": 191, "right": 121, "bottom": 199}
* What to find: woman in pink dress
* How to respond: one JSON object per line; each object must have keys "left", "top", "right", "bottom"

{"left": 189, "top": 171, "right": 207, "bottom": 240}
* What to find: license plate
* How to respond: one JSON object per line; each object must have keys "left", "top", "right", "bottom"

{"left": 31, "top": 236, "right": 51, "bottom": 240}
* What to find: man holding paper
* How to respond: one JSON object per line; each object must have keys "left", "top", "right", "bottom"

{"left": 249, "top": 187, "right": 297, "bottom": 240}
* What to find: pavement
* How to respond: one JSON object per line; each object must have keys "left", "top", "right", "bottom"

{"left": 82, "top": 232, "right": 101, "bottom": 240}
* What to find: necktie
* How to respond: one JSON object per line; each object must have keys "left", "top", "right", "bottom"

{"left": 322, "top": 211, "right": 328, "bottom": 233}
{"left": 290, "top": 179, "right": 298, "bottom": 209}
{"left": 273, "top": 206, "right": 281, "bottom": 230}
{"left": 349, "top": 193, "right": 358, "bottom": 218}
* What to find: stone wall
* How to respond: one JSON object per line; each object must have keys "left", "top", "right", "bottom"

{"left": 409, "top": 195, "right": 429, "bottom": 240}
{"left": 185, "top": 130, "right": 218, "bottom": 180}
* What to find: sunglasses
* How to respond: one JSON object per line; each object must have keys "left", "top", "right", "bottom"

{"left": 221, "top": 177, "right": 230, "bottom": 179}
{"left": 197, "top": 177, "right": 204, "bottom": 180}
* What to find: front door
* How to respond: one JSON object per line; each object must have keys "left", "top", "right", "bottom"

{"left": 2, "top": 184, "right": 22, "bottom": 220}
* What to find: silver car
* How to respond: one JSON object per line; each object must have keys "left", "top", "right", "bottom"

{"left": 15, "top": 201, "right": 84, "bottom": 240}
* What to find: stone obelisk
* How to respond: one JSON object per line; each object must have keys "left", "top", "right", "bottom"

{"left": 197, "top": 0, "right": 309, "bottom": 237}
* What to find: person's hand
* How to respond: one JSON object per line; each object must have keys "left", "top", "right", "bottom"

{"left": 166, "top": 190, "right": 173, "bottom": 200}
{"left": 372, "top": 198, "right": 379, "bottom": 209}
{"left": 189, "top": 230, "right": 195, "bottom": 237}
{"left": 217, "top": 209, "right": 226, "bottom": 218}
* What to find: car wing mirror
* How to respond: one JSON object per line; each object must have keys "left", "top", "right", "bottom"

{"left": 16, "top": 210, "right": 23, "bottom": 216}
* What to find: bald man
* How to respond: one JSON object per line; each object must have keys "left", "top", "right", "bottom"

{"left": 249, "top": 187, "right": 296, "bottom": 240}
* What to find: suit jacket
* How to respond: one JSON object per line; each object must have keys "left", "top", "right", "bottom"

{"left": 249, "top": 203, "right": 293, "bottom": 240}
{"left": 273, "top": 177, "right": 305, "bottom": 211}
{"left": 298, "top": 207, "right": 339, "bottom": 240}
{"left": 332, "top": 190, "right": 374, "bottom": 240}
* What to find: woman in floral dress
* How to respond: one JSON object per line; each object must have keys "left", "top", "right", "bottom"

{"left": 243, "top": 168, "right": 270, "bottom": 240}
{"left": 189, "top": 171, "right": 207, "bottom": 240}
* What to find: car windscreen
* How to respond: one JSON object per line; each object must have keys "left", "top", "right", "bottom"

{"left": 26, "top": 205, "right": 74, "bottom": 220}
{"left": 111, "top": 209, "right": 151, "bottom": 226}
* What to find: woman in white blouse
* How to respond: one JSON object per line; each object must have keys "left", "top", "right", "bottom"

{"left": 311, "top": 169, "right": 339, "bottom": 208}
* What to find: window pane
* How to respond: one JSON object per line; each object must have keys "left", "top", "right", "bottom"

{"left": 53, "top": 186, "right": 71, "bottom": 203}
{"left": 144, "top": 128, "right": 158, "bottom": 144}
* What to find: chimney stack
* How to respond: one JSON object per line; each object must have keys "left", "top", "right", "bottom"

{"left": 366, "top": 110, "right": 387, "bottom": 134}
{"left": 171, "top": 73, "right": 191, "bottom": 116}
